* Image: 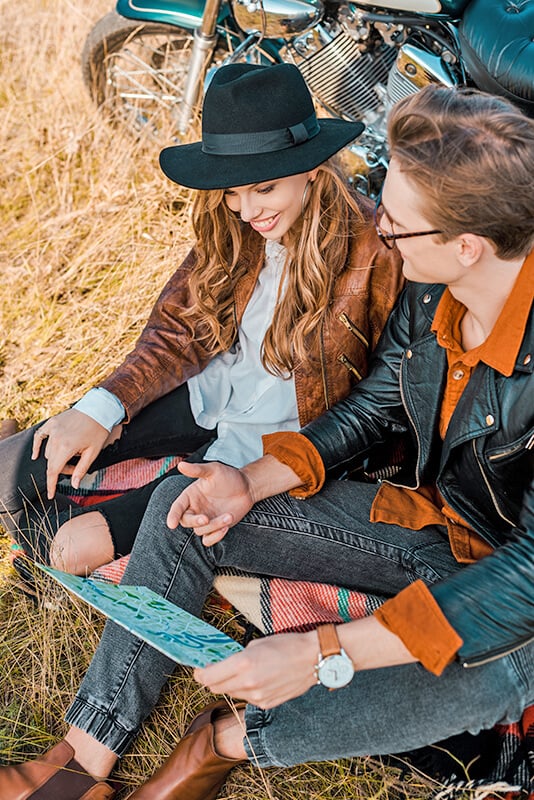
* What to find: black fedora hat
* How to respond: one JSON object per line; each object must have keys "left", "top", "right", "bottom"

{"left": 159, "top": 62, "right": 364, "bottom": 189}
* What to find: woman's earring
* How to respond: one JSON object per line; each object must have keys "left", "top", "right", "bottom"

{"left": 301, "top": 180, "right": 312, "bottom": 216}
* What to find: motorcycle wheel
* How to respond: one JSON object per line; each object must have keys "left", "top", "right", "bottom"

{"left": 82, "top": 10, "right": 229, "bottom": 140}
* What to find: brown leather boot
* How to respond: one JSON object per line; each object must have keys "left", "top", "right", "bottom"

{"left": 0, "top": 740, "right": 116, "bottom": 800}
{"left": 127, "top": 700, "right": 247, "bottom": 800}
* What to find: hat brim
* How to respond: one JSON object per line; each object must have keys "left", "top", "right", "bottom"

{"left": 159, "top": 118, "right": 364, "bottom": 189}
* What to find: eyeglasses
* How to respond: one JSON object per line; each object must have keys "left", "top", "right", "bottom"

{"left": 373, "top": 188, "right": 443, "bottom": 250}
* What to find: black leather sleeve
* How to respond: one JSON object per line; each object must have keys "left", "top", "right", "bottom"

{"left": 302, "top": 282, "right": 534, "bottom": 665}
{"left": 431, "top": 476, "right": 534, "bottom": 666}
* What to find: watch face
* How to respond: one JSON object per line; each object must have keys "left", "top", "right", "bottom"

{"left": 317, "top": 653, "right": 354, "bottom": 689}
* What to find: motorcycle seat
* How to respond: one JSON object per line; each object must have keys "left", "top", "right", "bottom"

{"left": 459, "top": 0, "right": 534, "bottom": 116}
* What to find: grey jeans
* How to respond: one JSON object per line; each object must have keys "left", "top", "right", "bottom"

{"left": 65, "top": 475, "right": 534, "bottom": 767}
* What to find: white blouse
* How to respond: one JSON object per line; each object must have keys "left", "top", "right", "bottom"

{"left": 187, "top": 238, "right": 299, "bottom": 467}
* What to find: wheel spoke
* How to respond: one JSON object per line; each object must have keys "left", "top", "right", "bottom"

{"left": 102, "top": 33, "right": 195, "bottom": 136}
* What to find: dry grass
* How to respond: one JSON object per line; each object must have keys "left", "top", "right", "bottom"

{"left": 0, "top": 0, "right": 193, "bottom": 425}
{"left": 0, "top": 2, "right": 438, "bottom": 797}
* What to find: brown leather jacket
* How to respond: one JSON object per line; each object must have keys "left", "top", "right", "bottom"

{"left": 100, "top": 194, "right": 404, "bottom": 427}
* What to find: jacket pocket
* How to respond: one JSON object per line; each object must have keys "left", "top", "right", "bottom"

{"left": 486, "top": 429, "right": 534, "bottom": 463}
{"left": 476, "top": 429, "right": 534, "bottom": 527}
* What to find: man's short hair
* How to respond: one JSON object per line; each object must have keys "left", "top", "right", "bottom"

{"left": 388, "top": 86, "right": 534, "bottom": 259}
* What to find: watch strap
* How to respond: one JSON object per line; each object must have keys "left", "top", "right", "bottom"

{"left": 317, "top": 623, "right": 341, "bottom": 658}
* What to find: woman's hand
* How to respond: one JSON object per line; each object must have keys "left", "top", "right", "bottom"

{"left": 32, "top": 409, "right": 110, "bottom": 499}
{"left": 167, "top": 461, "right": 255, "bottom": 546}
{"left": 194, "top": 630, "right": 319, "bottom": 709}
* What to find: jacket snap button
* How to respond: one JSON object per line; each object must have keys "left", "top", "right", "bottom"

{"left": 406, "top": 349, "right": 413, "bottom": 359}
{"left": 423, "top": 294, "right": 432, "bottom": 304}
{"left": 523, "top": 353, "right": 532, "bottom": 365}
{"left": 485, "top": 414, "right": 495, "bottom": 426}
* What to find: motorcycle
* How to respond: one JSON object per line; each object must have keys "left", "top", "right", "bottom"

{"left": 82, "top": 0, "right": 533, "bottom": 195}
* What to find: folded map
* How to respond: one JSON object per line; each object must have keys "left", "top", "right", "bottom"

{"left": 38, "top": 564, "right": 243, "bottom": 668}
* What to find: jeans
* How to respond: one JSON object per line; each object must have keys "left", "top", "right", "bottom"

{"left": 65, "top": 475, "right": 534, "bottom": 767}
{"left": 0, "top": 385, "right": 215, "bottom": 560}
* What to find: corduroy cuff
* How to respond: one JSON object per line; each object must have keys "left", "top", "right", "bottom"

{"left": 374, "top": 579, "right": 463, "bottom": 675}
{"left": 262, "top": 431, "right": 325, "bottom": 498}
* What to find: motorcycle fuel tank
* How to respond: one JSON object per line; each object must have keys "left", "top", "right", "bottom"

{"left": 231, "top": 0, "right": 323, "bottom": 38}
{"left": 353, "top": 0, "right": 470, "bottom": 16}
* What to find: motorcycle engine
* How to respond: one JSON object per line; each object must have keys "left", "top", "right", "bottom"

{"left": 284, "top": 10, "right": 397, "bottom": 124}
{"left": 230, "top": 0, "right": 460, "bottom": 193}
{"left": 283, "top": 4, "right": 457, "bottom": 192}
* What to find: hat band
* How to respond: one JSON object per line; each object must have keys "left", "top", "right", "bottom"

{"left": 201, "top": 113, "right": 320, "bottom": 156}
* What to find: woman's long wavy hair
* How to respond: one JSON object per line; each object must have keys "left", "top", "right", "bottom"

{"left": 181, "top": 159, "right": 365, "bottom": 376}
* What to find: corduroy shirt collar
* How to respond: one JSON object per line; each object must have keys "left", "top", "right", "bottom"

{"left": 431, "top": 249, "right": 534, "bottom": 376}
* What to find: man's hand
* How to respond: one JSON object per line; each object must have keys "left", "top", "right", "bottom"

{"left": 195, "top": 617, "right": 417, "bottom": 708}
{"left": 32, "top": 409, "right": 110, "bottom": 499}
{"left": 168, "top": 455, "right": 304, "bottom": 545}
{"left": 167, "top": 461, "right": 255, "bottom": 546}
{"left": 194, "top": 630, "right": 318, "bottom": 709}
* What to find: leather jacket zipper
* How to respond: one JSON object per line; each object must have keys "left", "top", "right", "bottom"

{"left": 488, "top": 434, "right": 534, "bottom": 460}
{"left": 472, "top": 440, "right": 515, "bottom": 526}
{"left": 395, "top": 356, "right": 423, "bottom": 489}
{"left": 462, "top": 634, "right": 534, "bottom": 668}
{"left": 338, "top": 312, "right": 369, "bottom": 349}
{"left": 338, "top": 353, "right": 363, "bottom": 381}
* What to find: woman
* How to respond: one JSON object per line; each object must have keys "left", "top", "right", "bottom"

{"left": 0, "top": 62, "right": 403, "bottom": 576}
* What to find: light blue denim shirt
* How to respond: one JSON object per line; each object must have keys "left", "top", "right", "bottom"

{"left": 73, "top": 386, "right": 125, "bottom": 431}
{"left": 73, "top": 239, "right": 299, "bottom": 468}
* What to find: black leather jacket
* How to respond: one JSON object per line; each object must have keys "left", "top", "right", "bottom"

{"left": 301, "top": 282, "right": 534, "bottom": 667}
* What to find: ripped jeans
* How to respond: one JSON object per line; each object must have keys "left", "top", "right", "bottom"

{"left": 0, "top": 385, "right": 214, "bottom": 560}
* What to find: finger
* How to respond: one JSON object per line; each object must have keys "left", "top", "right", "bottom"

{"left": 196, "top": 671, "right": 261, "bottom": 702}
{"left": 196, "top": 662, "right": 285, "bottom": 706}
{"left": 177, "top": 461, "right": 212, "bottom": 479}
{"left": 192, "top": 513, "right": 233, "bottom": 538}
{"left": 201, "top": 527, "right": 230, "bottom": 547}
{"left": 44, "top": 443, "right": 76, "bottom": 499}
{"left": 70, "top": 450, "right": 96, "bottom": 490}
{"left": 46, "top": 462, "right": 62, "bottom": 500}
{"left": 167, "top": 495, "right": 193, "bottom": 529}
{"left": 31, "top": 429, "right": 49, "bottom": 460}
{"left": 180, "top": 511, "right": 210, "bottom": 528}
{"left": 194, "top": 653, "right": 243, "bottom": 686}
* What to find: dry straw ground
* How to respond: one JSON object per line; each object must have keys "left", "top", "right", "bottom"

{"left": 0, "top": 1, "right": 437, "bottom": 797}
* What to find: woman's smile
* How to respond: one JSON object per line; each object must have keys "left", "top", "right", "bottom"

{"left": 249, "top": 213, "right": 281, "bottom": 233}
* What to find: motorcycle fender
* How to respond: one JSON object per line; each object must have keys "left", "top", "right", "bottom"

{"left": 353, "top": 0, "right": 470, "bottom": 17}
{"left": 117, "top": 0, "right": 230, "bottom": 29}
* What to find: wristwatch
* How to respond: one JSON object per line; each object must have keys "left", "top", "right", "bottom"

{"left": 315, "top": 624, "right": 355, "bottom": 689}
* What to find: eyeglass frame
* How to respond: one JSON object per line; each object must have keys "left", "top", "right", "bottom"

{"left": 373, "top": 187, "right": 444, "bottom": 250}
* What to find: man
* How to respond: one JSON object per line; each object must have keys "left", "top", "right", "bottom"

{"left": 2, "top": 85, "right": 533, "bottom": 800}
